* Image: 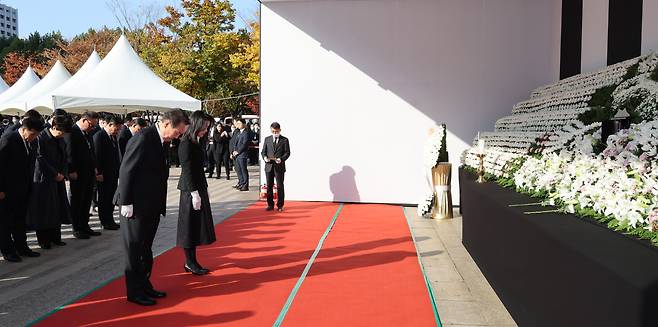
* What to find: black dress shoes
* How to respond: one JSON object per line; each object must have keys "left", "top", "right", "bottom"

{"left": 39, "top": 243, "right": 52, "bottom": 250}
{"left": 86, "top": 229, "right": 102, "bottom": 237}
{"left": 266, "top": 207, "right": 274, "bottom": 211}
{"left": 184, "top": 264, "right": 209, "bottom": 275}
{"left": 73, "top": 231, "right": 90, "bottom": 239}
{"left": 2, "top": 253, "right": 22, "bottom": 262}
{"left": 18, "top": 250, "right": 41, "bottom": 257}
{"left": 239, "top": 187, "right": 249, "bottom": 192}
{"left": 127, "top": 295, "right": 156, "bottom": 306}
{"left": 226, "top": 176, "right": 230, "bottom": 180}
{"left": 103, "top": 224, "right": 120, "bottom": 231}
{"left": 53, "top": 241, "right": 67, "bottom": 246}
{"left": 145, "top": 288, "right": 167, "bottom": 298}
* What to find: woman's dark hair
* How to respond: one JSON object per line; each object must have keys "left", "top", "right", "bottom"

{"left": 134, "top": 117, "right": 148, "bottom": 127}
{"left": 183, "top": 111, "right": 212, "bottom": 143}
{"left": 53, "top": 108, "right": 68, "bottom": 116}
{"left": 51, "top": 115, "right": 73, "bottom": 133}
{"left": 105, "top": 115, "right": 124, "bottom": 126}
{"left": 21, "top": 115, "right": 45, "bottom": 132}
{"left": 23, "top": 109, "right": 41, "bottom": 120}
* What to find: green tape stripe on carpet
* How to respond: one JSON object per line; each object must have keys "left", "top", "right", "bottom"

{"left": 402, "top": 206, "right": 443, "bottom": 327}
{"left": 272, "top": 203, "right": 344, "bottom": 327}
{"left": 26, "top": 207, "right": 250, "bottom": 327}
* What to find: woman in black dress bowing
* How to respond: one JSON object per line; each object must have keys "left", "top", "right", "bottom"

{"left": 27, "top": 114, "right": 73, "bottom": 249}
{"left": 177, "top": 111, "right": 216, "bottom": 275}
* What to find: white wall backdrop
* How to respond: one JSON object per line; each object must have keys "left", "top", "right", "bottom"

{"left": 260, "top": 0, "right": 561, "bottom": 204}
{"left": 581, "top": 0, "right": 608, "bottom": 73}
{"left": 643, "top": 0, "right": 658, "bottom": 54}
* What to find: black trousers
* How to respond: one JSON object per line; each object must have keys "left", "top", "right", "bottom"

{"left": 97, "top": 178, "right": 118, "bottom": 227}
{"left": 235, "top": 156, "right": 249, "bottom": 187}
{"left": 69, "top": 176, "right": 94, "bottom": 232}
{"left": 36, "top": 228, "right": 62, "bottom": 245}
{"left": 0, "top": 202, "right": 29, "bottom": 255}
{"left": 266, "top": 168, "right": 285, "bottom": 209}
{"left": 121, "top": 214, "right": 160, "bottom": 298}
{"left": 204, "top": 146, "right": 214, "bottom": 172}
{"left": 213, "top": 146, "right": 230, "bottom": 177}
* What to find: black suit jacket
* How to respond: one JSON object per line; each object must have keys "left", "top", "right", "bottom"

{"left": 261, "top": 135, "right": 291, "bottom": 173}
{"left": 63, "top": 124, "right": 96, "bottom": 179}
{"left": 94, "top": 130, "right": 121, "bottom": 182}
{"left": 34, "top": 128, "right": 66, "bottom": 182}
{"left": 114, "top": 126, "right": 169, "bottom": 217}
{"left": 0, "top": 131, "right": 36, "bottom": 206}
{"left": 229, "top": 129, "right": 239, "bottom": 153}
{"left": 177, "top": 137, "right": 208, "bottom": 192}
{"left": 212, "top": 125, "right": 230, "bottom": 152}
{"left": 234, "top": 129, "right": 251, "bottom": 158}
{"left": 117, "top": 125, "right": 132, "bottom": 160}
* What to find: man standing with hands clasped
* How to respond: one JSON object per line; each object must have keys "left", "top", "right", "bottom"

{"left": 232, "top": 118, "right": 251, "bottom": 191}
{"left": 261, "top": 122, "right": 290, "bottom": 212}
{"left": 115, "top": 109, "right": 189, "bottom": 306}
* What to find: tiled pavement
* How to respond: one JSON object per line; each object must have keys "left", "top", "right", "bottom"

{"left": 0, "top": 166, "right": 260, "bottom": 326}
{"left": 404, "top": 207, "right": 517, "bottom": 327}
{"left": 0, "top": 165, "right": 515, "bottom": 327}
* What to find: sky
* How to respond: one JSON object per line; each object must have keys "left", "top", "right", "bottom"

{"left": 0, "top": 0, "right": 260, "bottom": 39}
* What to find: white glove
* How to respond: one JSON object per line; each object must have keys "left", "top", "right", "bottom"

{"left": 191, "top": 191, "right": 202, "bottom": 211}
{"left": 121, "top": 205, "right": 134, "bottom": 218}
{"left": 264, "top": 157, "right": 270, "bottom": 163}
{"left": 276, "top": 158, "right": 282, "bottom": 164}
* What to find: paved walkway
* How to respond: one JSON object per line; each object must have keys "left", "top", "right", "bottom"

{"left": 404, "top": 208, "right": 517, "bottom": 327}
{"left": 0, "top": 166, "right": 260, "bottom": 326}
{"left": 0, "top": 165, "right": 516, "bottom": 326}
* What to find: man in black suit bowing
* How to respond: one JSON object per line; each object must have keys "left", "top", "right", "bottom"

{"left": 64, "top": 111, "right": 101, "bottom": 239}
{"left": 261, "top": 122, "right": 291, "bottom": 212}
{"left": 115, "top": 109, "right": 189, "bottom": 306}
{"left": 0, "top": 115, "right": 45, "bottom": 262}
{"left": 94, "top": 115, "right": 123, "bottom": 231}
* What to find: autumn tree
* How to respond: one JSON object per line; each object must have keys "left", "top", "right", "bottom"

{"left": 230, "top": 18, "right": 259, "bottom": 89}
{"left": 42, "top": 27, "right": 122, "bottom": 74}
{"left": 142, "top": 0, "right": 255, "bottom": 117}
{"left": 1, "top": 52, "right": 49, "bottom": 84}
{"left": 0, "top": 31, "right": 64, "bottom": 82}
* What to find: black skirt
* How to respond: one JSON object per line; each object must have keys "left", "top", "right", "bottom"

{"left": 177, "top": 188, "right": 216, "bottom": 248}
{"left": 26, "top": 180, "right": 72, "bottom": 230}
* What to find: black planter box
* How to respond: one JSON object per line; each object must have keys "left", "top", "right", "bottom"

{"left": 459, "top": 168, "right": 658, "bottom": 327}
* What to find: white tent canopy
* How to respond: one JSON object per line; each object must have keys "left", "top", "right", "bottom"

{"left": 31, "top": 50, "right": 101, "bottom": 113}
{"left": 53, "top": 35, "right": 201, "bottom": 114}
{"left": 0, "top": 66, "right": 40, "bottom": 115}
{"left": 1, "top": 60, "right": 71, "bottom": 115}
{"left": 0, "top": 76, "right": 9, "bottom": 95}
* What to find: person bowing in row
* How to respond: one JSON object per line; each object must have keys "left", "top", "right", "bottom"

{"left": 177, "top": 111, "right": 216, "bottom": 275}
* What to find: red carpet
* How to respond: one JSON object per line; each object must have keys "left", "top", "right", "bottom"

{"left": 36, "top": 201, "right": 341, "bottom": 326}
{"left": 281, "top": 204, "right": 438, "bottom": 326}
{"left": 34, "top": 202, "right": 438, "bottom": 326}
